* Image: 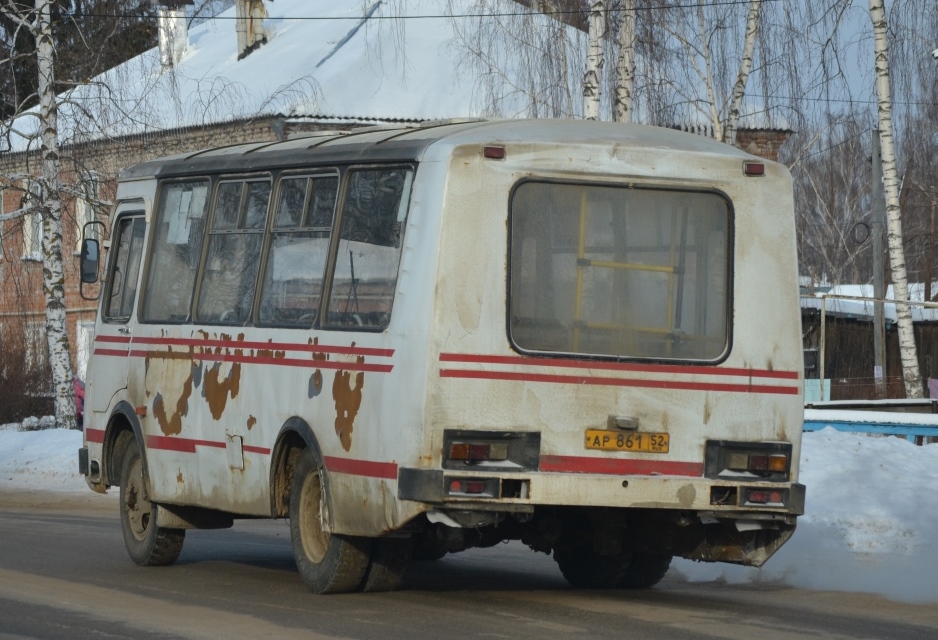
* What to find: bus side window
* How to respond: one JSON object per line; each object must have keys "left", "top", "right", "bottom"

{"left": 325, "top": 168, "right": 413, "bottom": 330}
{"left": 142, "top": 181, "right": 210, "bottom": 323}
{"left": 197, "top": 179, "right": 270, "bottom": 325}
{"left": 258, "top": 175, "right": 338, "bottom": 327}
{"left": 104, "top": 216, "right": 146, "bottom": 322}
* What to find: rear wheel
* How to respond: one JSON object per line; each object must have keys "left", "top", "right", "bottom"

{"left": 553, "top": 546, "right": 629, "bottom": 588}
{"left": 119, "top": 440, "right": 184, "bottom": 566}
{"left": 290, "top": 449, "right": 371, "bottom": 594}
{"left": 616, "top": 553, "right": 672, "bottom": 589}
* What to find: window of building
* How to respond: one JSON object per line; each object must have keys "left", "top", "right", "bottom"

{"left": 21, "top": 181, "right": 42, "bottom": 261}
{"left": 325, "top": 167, "right": 413, "bottom": 330}
{"left": 509, "top": 181, "right": 730, "bottom": 361}
{"left": 75, "top": 174, "right": 101, "bottom": 254}
{"left": 258, "top": 174, "right": 338, "bottom": 327}
{"left": 196, "top": 178, "right": 271, "bottom": 324}
{"left": 142, "top": 180, "right": 210, "bottom": 322}
{"left": 76, "top": 320, "right": 95, "bottom": 380}
{"left": 24, "top": 320, "right": 49, "bottom": 375}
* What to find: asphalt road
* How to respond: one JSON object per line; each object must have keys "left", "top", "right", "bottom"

{"left": 1, "top": 493, "right": 937, "bottom": 640}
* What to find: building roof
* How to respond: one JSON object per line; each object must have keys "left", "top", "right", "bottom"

{"left": 8, "top": 0, "right": 560, "bottom": 152}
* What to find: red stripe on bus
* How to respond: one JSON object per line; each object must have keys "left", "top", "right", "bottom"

{"left": 440, "top": 368, "right": 799, "bottom": 395}
{"left": 146, "top": 435, "right": 271, "bottom": 455}
{"left": 323, "top": 456, "right": 398, "bottom": 480}
{"left": 243, "top": 444, "right": 272, "bottom": 455}
{"left": 126, "top": 350, "right": 392, "bottom": 373}
{"left": 439, "top": 353, "right": 798, "bottom": 380}
{"left": 94, "top": 335, "right": 132, "bottom": 344}
{"left": 85, "top": 428, "right": 106, "bottom": 443}
{"left": 539, "top": 455, "right": 704, "bottom": 477}
{"left": 93, "top": 348, "right": 130, "bottom": 357}
{"left": 131, "top": 336, "right": 393, "bottom": 358}
{"left": 146, "top": 435, "right": 226, "bottom": 453}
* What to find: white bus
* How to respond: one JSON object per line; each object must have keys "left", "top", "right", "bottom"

{"left": 78, "top": 119, "right": 805, "bottom": 594}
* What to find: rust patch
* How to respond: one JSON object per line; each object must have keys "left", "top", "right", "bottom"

{"left": 247, "top": 415, "right": 257, "bottom": 430}
{"left": 176, "top": 471, "right": 184, "bottom": 484}
{"left": 204, "top": 362, "right": 242, "bottom": 421}
{"left": 332, "top": 357, "right": 365, "bottom": 452}
{"left": 147, "top": 348, "right": 197, "bottom": 436}
{"left": 703, "top": 394, "right": 712, "bottom": 425}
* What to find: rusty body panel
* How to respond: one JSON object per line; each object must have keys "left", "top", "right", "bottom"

{"left": 83, "top": 120, "right": 803, "bottom": 568}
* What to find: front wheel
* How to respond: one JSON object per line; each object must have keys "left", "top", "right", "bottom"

{"left": 289, "top": 449, "right": 371, "bottom": 594}
{"left": 119, "top": 440, "right": 184, "bottom": 566}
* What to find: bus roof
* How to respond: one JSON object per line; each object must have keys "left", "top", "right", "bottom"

{"left": 119, "top": 118, "right": 755, "bottom": 180}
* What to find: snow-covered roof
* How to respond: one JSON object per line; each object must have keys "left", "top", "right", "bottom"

{"left": 7, "top": 0, "right": 562, "bottom": 152}
{"left": 801, "top": 283, "right": 938, "bottom": 322}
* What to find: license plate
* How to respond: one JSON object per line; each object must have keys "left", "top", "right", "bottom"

{"left": 584, "top": 429, "right": 670, "bottom": 453}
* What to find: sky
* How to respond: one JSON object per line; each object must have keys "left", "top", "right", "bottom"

{"left": 2, "top": 423, "right": 936, "bottom": 603}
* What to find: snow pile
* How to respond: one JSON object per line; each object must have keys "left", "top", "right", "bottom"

{"left": 0, "top": 426, "right": 90, "bottom": 492}
{"left": 1, "top": 424, "right": 936, "bottom": 602}
{"left": 674, "top": 428, "right": 938, "bottom": 603}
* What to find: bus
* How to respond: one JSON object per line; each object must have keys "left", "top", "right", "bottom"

{"left": 78, "top": 119, "right": 805, "bottom": 594}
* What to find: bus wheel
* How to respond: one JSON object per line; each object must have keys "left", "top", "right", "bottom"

{"left": 553, "top": 546, "right": 629, "bottom": 588}
{"left": 289, "top": 450, "right": 371, "bottom": 594}
{"left": 119, "top": 440, "right": 185, "bottom": 566}
{"left": 360, "top": 536, "right": 413, "bottom": 592}
{"left": 616, "top": 553, "right": 672, "bottom": 589}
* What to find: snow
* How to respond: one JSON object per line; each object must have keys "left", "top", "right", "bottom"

{"left": 801, "top": 283, "right": 938, "bottom": 322}
{"left": 1, "top": 423, "right": 936, "bottom": 602}
{"left": 9, "top": 0, "right": 564, "bottom": 151}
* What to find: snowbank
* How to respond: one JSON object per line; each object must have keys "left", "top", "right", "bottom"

{"left": 674, "top": 428, "right": 938, "bottom": 603}
{"left": 1, "top": 424, "right": 936, "bottom": 602}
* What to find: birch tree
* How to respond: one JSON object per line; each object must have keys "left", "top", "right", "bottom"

{"left": 723, "top": 0, "right": 761, "bottom": 144}
{"left": 613, "top": 0, "right": 634, "bottom": 122}
{"left": 869, "top": 0, "right": 922, "bottom": 398}
{"left": 0, "top": 0, "right": 76, "bottom": 427}
{"left": 582, "top": 0, "right": 604, "bottom": 120}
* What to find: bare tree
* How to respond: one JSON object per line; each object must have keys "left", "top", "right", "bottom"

{"left": 869, "top": 0, "right": 921, "bottom": 398}
{"left": 0, "top": 0, "right": 76, "bottom": 428}
{"left": 582, "top": 0, "right": 604, "bottom": 119}
{"left": 613, "top": 0, "right": 634, "bottom": 123}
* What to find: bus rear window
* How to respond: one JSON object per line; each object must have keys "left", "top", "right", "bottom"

{"left": 509, "top": 181, "right": 730, "bottom": 361}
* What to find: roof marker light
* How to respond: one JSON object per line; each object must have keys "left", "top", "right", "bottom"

{"left": 743, "top": 162, "right": 765, "bottom": 176}
{"left": 483, "top": 146, "right": 506, "bottom": 160}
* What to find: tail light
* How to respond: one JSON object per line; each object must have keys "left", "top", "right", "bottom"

{"left": 706, "top": 441, "right": 793, "bottom": 482}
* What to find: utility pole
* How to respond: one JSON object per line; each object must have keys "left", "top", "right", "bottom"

{"left": 871, "top": 130, "right": 887, "bottom": 399}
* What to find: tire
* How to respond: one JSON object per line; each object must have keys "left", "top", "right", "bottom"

{"left": 290, "top": 449, "right": 371, "bottom": 594}
{"left": 359, "top": 536, "right": 413, "bottom": 592}
{"left": 616, "top": 553, "right": 672, "bottom": 589}
{"left": 119, "top": 440, "right": 185, "bottom": 566}
{"left": 553, "top": 546, "right": 630, "bottom": 588}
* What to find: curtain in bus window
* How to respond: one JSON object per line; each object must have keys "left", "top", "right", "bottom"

{"left": 196, "top": 179, "right": 270, "bottom": 325}
{"left": 326, "top": 168, "right": 413, "bottom": 329}
{"left": 509, "top": 182, "right": 729, "bottom": 361}
{"left": 259, "top": 175, "right": 337, "bottom": 327}
{"left": 142, "top": 181, "right": 209, "bottom": 322}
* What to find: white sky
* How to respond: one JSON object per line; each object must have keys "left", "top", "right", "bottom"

{"left": 2, "top": 423, "right": 936, "bottom": 603}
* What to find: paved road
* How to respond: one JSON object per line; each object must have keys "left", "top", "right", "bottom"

{"left": 1, "top": 494, "right": 936, "bottom": 640}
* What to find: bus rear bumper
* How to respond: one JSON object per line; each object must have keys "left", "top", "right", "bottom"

{"left": 398, "top": 467, "right": 804, "bottom": 567}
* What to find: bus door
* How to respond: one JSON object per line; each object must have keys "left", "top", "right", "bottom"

{"left": 87, "top": 207, "right": 147, "bottom": 414}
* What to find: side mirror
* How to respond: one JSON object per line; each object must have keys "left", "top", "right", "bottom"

{"left": 80, "top": 238, "right": 100, "bottom": 284}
